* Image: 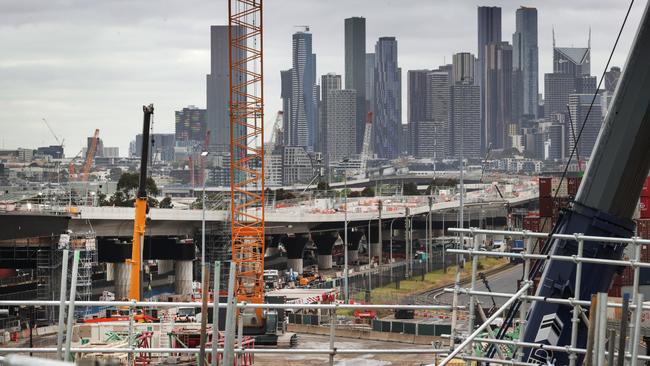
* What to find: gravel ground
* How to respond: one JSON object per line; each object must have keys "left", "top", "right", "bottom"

{"left": 254, "top": 334, "right": 438, "bottom": 366}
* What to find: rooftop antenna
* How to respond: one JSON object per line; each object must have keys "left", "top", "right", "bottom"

{"left": 588, "top": 26, "right": 592, "bottom": 49}
{"left": 552, "top": 26, "right": 556, "bottom": 48}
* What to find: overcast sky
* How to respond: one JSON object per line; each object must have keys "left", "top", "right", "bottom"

{"left": 0, "top": 0, "right": 644, "bottom": 156}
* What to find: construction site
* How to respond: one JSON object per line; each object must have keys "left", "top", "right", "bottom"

{"left": 2, "top": 0, "right": 650, "bottom": 365}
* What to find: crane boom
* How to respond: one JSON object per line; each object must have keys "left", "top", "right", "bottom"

{"left": 81, "top": 129, "right": 100, "bottom": 182}
{"left": 127, "top": 104, "right": 154, "bottom": 301}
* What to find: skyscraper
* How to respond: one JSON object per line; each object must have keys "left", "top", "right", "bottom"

{"left": 407, "top": 69, "right": 431, "bottom": 157}
{"left": 478, "top": 6, "right": 502, "bottom": 152}
{"left": 175, "top": 106, "right": 207, "bottom": 143}
{"left": 290, "top": 30, "right": 317, "bottom": 151}
{"left": 373, "top": 37, "right": 401, "bottom": 159}
{"left": 568, "top": 94, "right": 602, "bottom": 158}
{"left": 429, "top": 68, "right": 452, "bottom": 158}
{"left": 452, "top": 53, "right": 476, "bottom": 85}
{"left": 407, "top": 70, "right": 431, "bottom": 123}
{"left": 554, "top": 46, "right": 590, "bottom": 76}
{"left": 365, "top": 53, "right": 376, "bottom": 113}
{"left": 512, "top": 7, "right": 539, "bottom": 120}
{"left": 326, "top": 89, "right": 357, "bottom": 162}
{"left": 484, "top": 42, "right": 513, "bottom": 150}
{"left": 320, "top": 73, "right": 342, "bottom": 161}
{"left": 206, "top": 25, "right": 242, "bottom": 153}
{"left": 544, "top": 73, "right": 576, "bottom": 117}
{"left": 450, "top": 84, "right": 481, "bottom": 158}
{"left": 281, "top": 69, "right": 293, "bottom": 146}
{"left": 345, "top": 17, "right": 367, "bottom": 153}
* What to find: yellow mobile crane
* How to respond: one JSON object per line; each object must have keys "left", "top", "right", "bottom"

{"left": 128, "top": 104, "right": 154, "bottom": 301}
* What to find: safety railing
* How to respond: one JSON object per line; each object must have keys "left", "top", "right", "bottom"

{"left": 428, "top": 227, "right": 650, "bottom": 366}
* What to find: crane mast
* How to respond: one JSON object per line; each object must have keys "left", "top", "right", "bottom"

{"left": 127, "top": 104, "right": 154, "bottom": 301}
{"left": 229, "top": 0, "right": 265, "bottom": 310}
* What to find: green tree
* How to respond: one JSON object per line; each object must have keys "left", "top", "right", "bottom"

{"left": 159, "top": 196, "right": 173, "bottom": 209}
{"left": 361, "top": 186, "right": 375, "bottom": 197}
{"left": 316, "top": 181, "right": 330, "bottom": 191}
{"left": 117, "top": 172, "right": 159, "bottom": 196}
{"left": 109, "top": 168, "right": 123, "bottom": 181}
{"left": 403, "top": 182, "right": 420, "bottom": 196}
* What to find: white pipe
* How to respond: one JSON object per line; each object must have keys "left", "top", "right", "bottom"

{"left": 64, "top": 251, "right": 79, "bottom": 362}
{"left": 55, "top": 249, "right": 69, "bottom": 360}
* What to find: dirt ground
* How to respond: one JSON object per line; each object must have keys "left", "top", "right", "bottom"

{"left": 254, "top": 334, "right": 438, "bottom": 366}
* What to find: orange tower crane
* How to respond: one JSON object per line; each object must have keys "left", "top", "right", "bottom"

{"left": 229, "top": 0, "right": 265, "bottom": 314}
{"left": 81, "top": 129, "right": 100, "bottom": 182}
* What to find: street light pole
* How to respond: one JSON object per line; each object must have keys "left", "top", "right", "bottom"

{"left": 343, "top": 169, "right": 348, "bottom": 303}
{"left": 200, "top": 150, "right": 209, "bottom": 291}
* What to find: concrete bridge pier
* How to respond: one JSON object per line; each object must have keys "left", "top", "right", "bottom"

{"left": 365, "top": 223, "right": 383, "bottom": 262}
{"left": 175, "top": 260, "right": 193, "bottom": 295}
{"left": 158, "top": 260, "right": 174, "bottom": 274}
{"left": 113, "top": 262, "right": 130, "bottom": 299}
{"left": 341, "top": 229, "right": 365, "bottom": 265}
{"left": 265, "top": 235, "right": 281, "bottom": 257}
{"left": 284, "top": 234, "right": 309, "bottom": 274}
{"left": 311, "top": 231, "right": 338, "bottom": 270}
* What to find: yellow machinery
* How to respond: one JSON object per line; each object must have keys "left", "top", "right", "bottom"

{"left": 128, "top": 104, "right": 154, "bottom": 301}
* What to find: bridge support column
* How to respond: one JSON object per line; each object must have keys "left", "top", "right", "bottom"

{"left": 284, "top": 234, "right": 309, "bottom": 274}
{"left": 367, "top": 223, "right": 383, "bottom": 262}
{"left": 341, "top": 229, "right": 365, "bottom": 265}
{"left": 312, "top": 231, "right": 338, "bottom": 270}
{"left": 158, "top": 260, "right": 174, "bottom": 274}
{"left": 175, "top": 260, "right": 193, "bottom": 295}
{"left": 113, "top": 262, "right": 130, "bottom": 299}
{"left": 265, "top": 235, "right": 281, "bottom": 257}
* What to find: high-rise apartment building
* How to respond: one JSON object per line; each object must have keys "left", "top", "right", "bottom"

{"left": 345, "top": 17, "right": 367, "bottom": 153}
{"left": 175, "top": 106, "right": 207, "bottom": 143}
{"left": 512, "top": 7, "right": 539, "bottom": 120}
{"left": 290, "top": 30, "right": 317, "bottom": 151}
{"left": 373, "top": 37, "right": 401, "bottom": 159}
{"left": 484, "top": 42, "right": 513, "bottom": 150}
{"left": 320, "top": 73, "right": 342, "bottom": 160}
{"left": 326, "top": 89, "right": 357, "bottom": 163}
{"left": 135, "top": 133, "right": 175, "bottom": 162}
{"left": 428, "top": 69, "right": 453, "bottom": 158}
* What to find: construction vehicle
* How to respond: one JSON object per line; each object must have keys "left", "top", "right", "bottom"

{"left": 491, "top": 4, "right": 650, "bottom": 364}
{"left": 127, "top": 104, "right": 154, "bottom": 301}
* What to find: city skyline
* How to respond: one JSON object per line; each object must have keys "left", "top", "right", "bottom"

{"left": 0, "top": 0, "right": 643, "bottom": 155}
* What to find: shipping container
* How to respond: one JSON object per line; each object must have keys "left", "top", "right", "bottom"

{"left": 540, "top": 197, "right": 554, "bottom": 217}
{"left": 539, "top": 177, "right": 552, "bottom": 198}
{"left": 551, "top": 177, "right": 569, "bottom": 198}
{"left": 567, "top": 177, "right": 582, "bottom": 197}
{"left": 523, "top": 216, "right": 541, "bottom": 232}
{"left": 642, "top": 176, "right": 650, "bottom": 197}
{"left": 640, "top": 196, "right": 650, "bottom": 219}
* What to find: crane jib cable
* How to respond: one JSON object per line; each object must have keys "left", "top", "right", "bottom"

{"left": 484, "top": 0, "right": 636, "bottom": 359}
